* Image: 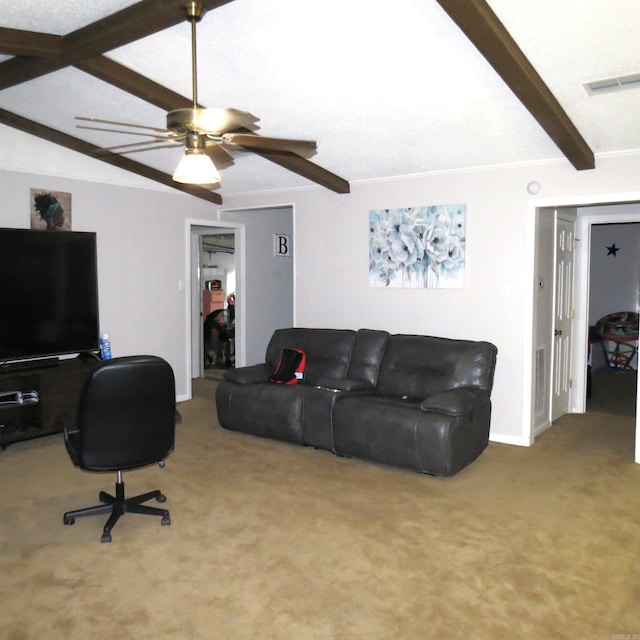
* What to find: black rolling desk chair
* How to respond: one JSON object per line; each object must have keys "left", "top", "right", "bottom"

{"left": 62, "top": 355, "right": 176, "bottom": 543}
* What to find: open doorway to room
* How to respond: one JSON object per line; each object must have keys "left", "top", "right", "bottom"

{"left": 201, "top": 233, "right": 236, "bottom": 375}
{"left": 530, "top": 199, "right": 640, "bottom": 463}
{"left": 585, "top": 221, "right": 639, "bottom": 418}
{"left": 189, "top": 224, "right": 241, "bottom": 383}
{"left": 185, "top": 205, "right": 294, "bottom": 398}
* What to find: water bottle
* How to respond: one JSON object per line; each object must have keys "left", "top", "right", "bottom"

{"left": 100, "top": 333, "right": 112, "bottom": 360}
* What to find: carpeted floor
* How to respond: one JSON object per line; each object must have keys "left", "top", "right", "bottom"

{"left": 587, "top": 369, "right": 637, "bottom": 416}
{"left": 0, "top": 376, "right": 638, "bottom": 639}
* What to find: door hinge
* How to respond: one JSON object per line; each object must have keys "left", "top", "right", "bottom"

{"left": 569, "top": 379, "right": 573, "bottom": 388}
{"left": 571, "top": 309, "right": 575, "bottom": 319}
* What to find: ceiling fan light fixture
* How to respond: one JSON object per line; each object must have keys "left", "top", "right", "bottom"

{"left": 173, "top": 132, "right": 220, "bottom": 186}
{"left": 173, "top": 149, "right": 220, "bottom": 185}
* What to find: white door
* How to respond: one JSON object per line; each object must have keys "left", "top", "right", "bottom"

{"left": 551, "top": 216, "right": 575, "bottom": 422}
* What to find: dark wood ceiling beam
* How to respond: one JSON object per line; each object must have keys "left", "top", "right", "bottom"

{"left": 248, "top": 149, "right": 351, "bottom": 194}
{"left": 0, "top": 0, "right": 350, "bottom": 195}
{"left": 76, "top": 57, "right": 351, "bottom": 193}
{"left": 0, "top": 108, "right": 221, "bottom": 205}
{"left": 0, "top": 27, "right": 63, "bottom": 57}
{"left": 435, "top": 0, "right": 595, "bottom": 170}
{"left": 0, "top": 0, "right": 234, "bottom": 90}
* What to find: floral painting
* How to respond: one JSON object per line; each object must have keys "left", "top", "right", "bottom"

{"left": 369, "top": 204, "right": 465, "bottom": 288}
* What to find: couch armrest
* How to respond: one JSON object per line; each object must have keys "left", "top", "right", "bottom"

{"left": 222, "top": 363, "right": 272, "bottom": 385}
{"left": 420, "top": 387, "right": 487, "bottom": 416}
{"left": 316, "top": 377, "right": 375, "bottom": 392}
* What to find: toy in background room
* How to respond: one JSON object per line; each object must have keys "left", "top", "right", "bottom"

{"left": 204, "top": 309, "right": 233, "bottom": 368}
{"left": 595, "top": 311, "right": 639, "bottom": 371}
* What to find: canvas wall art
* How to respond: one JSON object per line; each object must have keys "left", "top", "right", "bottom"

{"left": 369, "top": 204, "right": 466, "bottom": 289}
{"left": 30, "top": 189, "right": 72, "bottom": 231}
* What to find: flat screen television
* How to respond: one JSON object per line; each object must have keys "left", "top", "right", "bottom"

{"left": 0, "top": 228, "right": 100, "bottom": 363}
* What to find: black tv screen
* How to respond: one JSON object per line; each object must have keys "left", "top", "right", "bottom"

{"left": 0, "top": 228, "right": 99, "bottom": 362}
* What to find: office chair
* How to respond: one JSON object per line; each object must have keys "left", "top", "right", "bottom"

{"left": 62, "top": 355, "right": 176, "bottom": 543}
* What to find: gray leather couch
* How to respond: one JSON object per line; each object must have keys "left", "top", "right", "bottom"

{"left": 215, "top": 328, "right": 497, "bottom": 476}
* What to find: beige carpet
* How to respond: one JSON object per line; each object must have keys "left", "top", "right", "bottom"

{"left": 1, "top": 377, "right": 638, "bottom": 639}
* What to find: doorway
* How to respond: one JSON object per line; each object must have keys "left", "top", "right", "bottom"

{"left": 185, "top": 205, "right": 295, "bottom": 396}
{"left": 529, "top": 198, "right": 640, "bottom": 463}
{"left": 201, "top": 232, "right": 236, "bottom": 373}
{"left": 189, "top": 223, "right": 242, "bottom": 382}
{"left": 578, "top": 213, "right": 640, "bottom": 449}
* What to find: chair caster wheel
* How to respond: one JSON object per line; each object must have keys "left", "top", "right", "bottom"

{"left": 64, "top": 516, "right": 75, "bottom": 525}
{"left": 157, "top": 493, "right": 167, "bottom": 503}
{"left": 161, "top": 515, "right": 171, "bottom": 526}
{"left": 101, "top": 532, "right": 112, "bottom": 543}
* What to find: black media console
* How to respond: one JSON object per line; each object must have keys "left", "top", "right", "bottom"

{"left": 0, "top": 355, "right": 100, "bottom": 448}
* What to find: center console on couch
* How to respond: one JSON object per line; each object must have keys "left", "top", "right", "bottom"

{"left": 215, "top": 328, "right": 497, "bottom": 476}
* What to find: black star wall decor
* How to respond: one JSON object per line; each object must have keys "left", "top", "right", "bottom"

{"left": 606, "top": 243, "right": 620, "bottom": 256}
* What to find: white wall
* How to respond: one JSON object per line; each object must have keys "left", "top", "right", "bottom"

{"left": 589, "top": 222, "right": 640, "bottom": 325}
{"left": 219, "top": 206, "right": 294, "bottom": 364}
{"left": 3, "top": 123, "right": 640, "bottom": 443}
{"left": 224, "top": 153, "right": 640, "bottom": 445}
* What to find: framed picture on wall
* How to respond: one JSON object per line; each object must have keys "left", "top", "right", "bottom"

{"left": 369, "top": 204, "right": 466, "bottom": 288}
{"left": 30, "top": 189, "right": 72, "bottom": 231}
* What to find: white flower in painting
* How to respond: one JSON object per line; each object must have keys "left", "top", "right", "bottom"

{"left": 424, "top": 219, "right": 451, "bottom": 264}
{"left": 439, "top": 234, "right": 465, "bottom": 274}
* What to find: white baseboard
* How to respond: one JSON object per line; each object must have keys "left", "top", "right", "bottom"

{"left": 489, "top": 432, "right": 532, "bottom": 447}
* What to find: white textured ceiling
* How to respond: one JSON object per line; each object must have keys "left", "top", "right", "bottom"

{"left": 1, "top": 0, "right": 639, "bottom": 197}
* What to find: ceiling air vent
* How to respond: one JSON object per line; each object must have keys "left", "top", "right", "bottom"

{"left": 584, "top": 72, "right": 640, "bottom": 96}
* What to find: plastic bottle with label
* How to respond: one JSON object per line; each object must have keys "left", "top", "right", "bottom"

{"left": 100, "top": 333, "right": 112, "bottom": 360}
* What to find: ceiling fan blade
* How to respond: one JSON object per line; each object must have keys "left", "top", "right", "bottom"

{"left": 95, "top": 142, "right": 183, "bottom": 156}
{"left": 222, "top": 133, "right": 317, "bottom": 158}
{"left": 224, "top": 108, "right": 260, "bottom": 131}
{"left": 204, "top": 140, "right": 235, "bottom": 169}
{"left": 76, "top": 116, "right": 167, "bottom": 133}
{"left": 96, "top": 137, "right": 183, "bottom": 153}
{"left": 77, "top": 124, "right": 176, "bottom": 139}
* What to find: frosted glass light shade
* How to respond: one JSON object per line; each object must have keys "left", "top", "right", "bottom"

{"left": 173, "top": 150, "right": 220, "bottom": 185}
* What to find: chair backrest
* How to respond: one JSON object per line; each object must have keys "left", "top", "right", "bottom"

{"left": 345, "top": 329, "right": 389, "bottom": 386}
{"left": 77, "top": 355, "right": 176, "bottom": 471}
{"left": 376, "top": 335, "right": 498, "bottom": 400}
{"left": 265, "top": 328, "right": 357, "bottom": 385}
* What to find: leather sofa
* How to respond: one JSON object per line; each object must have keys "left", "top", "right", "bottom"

{"left": 215, "top": 328, "right": 497, "bottom": 476}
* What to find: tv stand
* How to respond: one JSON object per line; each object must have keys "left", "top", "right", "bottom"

{"left": 0, "top": 358, "right": 98, "bottom": 448}
{"left": 1, "top": 357, "right": 60, "bottom": 372}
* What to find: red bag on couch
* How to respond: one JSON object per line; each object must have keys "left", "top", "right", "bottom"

{"left": 270, "top": 348, "right": 306, "bottom": 384}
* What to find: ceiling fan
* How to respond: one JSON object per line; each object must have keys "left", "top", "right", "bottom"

{"left": 76, "top": 1, "right": 318, "bottom": 188}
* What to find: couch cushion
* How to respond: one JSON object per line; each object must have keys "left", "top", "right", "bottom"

{"left": 345, "top": 329, "right": 389, "bottom": 387}
{"left": 265, "top": 328, "right": 356, "bottom": 386}
{"left": 376, "top": 335, "right": 497, "bottom": 400}
{"left": 216, "top": 380, "right": 305, "bottom": 444}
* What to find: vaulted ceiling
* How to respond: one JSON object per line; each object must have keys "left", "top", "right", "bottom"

{"left": 1, "top": 0, "right": 638, "bottom": 204}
